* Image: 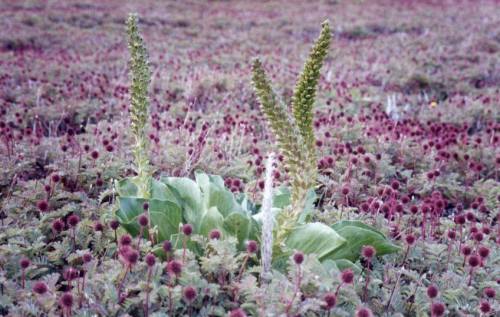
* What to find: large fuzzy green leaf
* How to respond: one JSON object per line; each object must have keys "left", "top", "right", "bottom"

{"left": 116, "top": 197, "right": 146, "bottom": 236}
{"left": 151, "top": 179, "right": 177, "bottom": 201}
{"left": 326, "top": 221, "right": 400, "bottom": 262}
{"left": 286, "top": 222, "right": 346, "bottom": 259}
{"left": 237, "top": 194, "right": 258, "bottom": 214}
{"left": 195, "top": 171, "right": 225, "bottom": 189}
{"left": 322, "top": 259, "right": 362, "bottom": 273}
{"left": 331, "top": 220, "right": 386, "bottom": 239}
{"left": 196, "top": 172, "right": 241, "bottom": 217}
{"left": 297, "top": 189, "right": 317, "bottom": 223}
{"left": 160, "top": 176, "right": 202, "bottom": 229}
{"left": 117, "top": 197, "right": 182, "bottom": 241}
{"left": 273, "top": 186, "right": 291, "bottom": 209}
{"left": 223, "top": 212, "right": 251, "bottom": 249}
{"left": 247, "top": 217, "right": 261, "bottom": 242}
{"left": 116, "top": 179, "right": 139, "bottom": 197}
{"left": 207, "top": 187, "right": 240, "bottom": 217}
{"left": 199, "top": 207, "right": 225, "bottom": 237}
{"left": 169, "top": 233, "right": 203, "bottom": 255}
{"left": 149, "top": 199, "right": 182, "bottom": 241}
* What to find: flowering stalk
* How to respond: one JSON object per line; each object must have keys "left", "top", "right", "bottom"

{"left": 252, "top": 21, "right": 331, "bottom": 261}
{"left": 252, "top": 21, "right": 330, "bottom": 214}
{"left": 285, "top": 252, "right": 304, "bottom": 316}
{"left": 126, "top": 14, "right": 152, "bottom": 199}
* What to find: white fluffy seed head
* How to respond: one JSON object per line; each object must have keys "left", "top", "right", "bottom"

{"left": 261, "top": 152, "right": 275, "bottom": 281}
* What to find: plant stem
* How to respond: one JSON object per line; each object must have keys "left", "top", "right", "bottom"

{"left": 334, "top": 282, "right": 343, "bottom": 296}
{"left": 21, "top": 269, "right": 25, "bottom": 289}
{"left": 468, "top": 267, "right": 474, "bottom": 286}
{"left": 363, "top": 261, "right": 371, "bottom": 302}
{"left": 168, "top": 279, "right": 174, "bottom": 316}
{"left": 285, "top": 265, "right": 301, "bottom": 316}
{"left": 237, "top": 254, "right": 249, "bottom": 281}
{"left": 385, "top": 270, "right": 402, "bottom": 312}
{"left": 117, "top": 265, "right": 130, "bottom": 298}
{"left": 144, "top": 267, "right": 152, "bottom": 317}
{"left": 182, "top": 236, "right": 187, "bottom": 263}
{"left": 137, "top": 226, "right": 144, "bottom": 249}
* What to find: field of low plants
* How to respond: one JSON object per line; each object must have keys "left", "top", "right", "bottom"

{"left": 0, "top": 0, "right": 499, "bottom": 316}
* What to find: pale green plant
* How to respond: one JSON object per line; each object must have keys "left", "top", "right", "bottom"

{"left": 252, "top": 21, "right": 331, "bottom": 257}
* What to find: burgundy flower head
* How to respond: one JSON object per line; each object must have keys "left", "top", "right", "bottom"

{"left": 361, "top": 245, "right": 376, "bottom": 260}
{"left": 468, "top": 254, "right": 480, "bottom": 267}
{"left": 209, "top": 229, "right": 221, "bottom": 240}
{"left": 109, "top": 219, "right": 120, "bottom": 230}
{"left": 59, "top": 292, "right": 73, "bottom": 308}
{"left": 52, "top": 219, "right": 64, "bottom": 232}
{"left": 163, "top": 240, "right": 173, "bottom": 253}
{"left": 431, "top": 302, "right": 445, "bottom": 316}
{"left": 167, "top": 260, "right": 182, "bottom": 276}
{"left": 483, "top": 287, "right": 495, "bottom": 298}
{"left": 20, "top": 257, "right": 30, "bottom": 269}
{"left": 293, "top": 251, "right": 304, "bottom": 265}
{"left": 82, "top": 253, "right": 92, "bottom": 263}
{"left": 145, "top": 253, "right": 156, "bottom": 267}
{"left": 355, "top": 307, "right": 373, "bottom": 317}
{"left": 427, "top": 284, "right": 439, "bottom": 299}
{"left": 67, "top": 214, "right": 80, "bottom": 227}
{"left": 183, "top": 286, "right": 197, "bottom": 303}
{"left": 37, "top": 200, "right": 49, "bottom": 212}
{"left": 479, "top": 301, "right": 491, "bottom": 313}
{"left": 229, "top": 308, "right": 247, "bottom": 317}
{"left": 182, "top": 223, "right": 193, "bottom": 236}
{"left": 324, "top": 292, "right": 337, "bottom": 309}
{"left": 138, "top": 213, "right": 149, "bottom": 227}
{"left": 405, "top": 234, "right": 416, "bottom": 245}
{"left": 246, "top": 240, "right": 258, "bottom": 254}
{"left": 33, "top": 281, "right": 48, "bottom": 295}
{"left": 341, "top": 269, "right": 354, "bottom": 284}
{"left": 119, "top": 234, "right": 132, "bottom": 246}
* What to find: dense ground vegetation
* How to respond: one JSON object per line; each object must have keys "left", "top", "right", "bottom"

{"left": 0, "top": 1, "right": 499, "bottom": 316}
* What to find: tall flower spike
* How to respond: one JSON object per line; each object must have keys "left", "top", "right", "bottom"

{"left": 127, "top": 14, "right": 152, "bottom": 198}
{"left": 291, "top": 20, "right": 331, "bottom": 187}
{"left": 261, "top": 152, "right": 275, "bottom": 281}
{"left": 252, "top": 22, "right": 330, "bottom": 211}
{"left": 251, "top": 60, "right": 308, "bottom": 210}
